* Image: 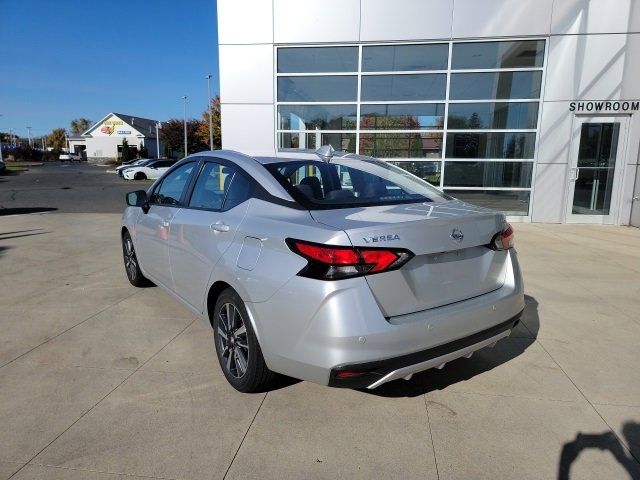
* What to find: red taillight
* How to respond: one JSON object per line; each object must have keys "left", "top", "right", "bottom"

{"left": 286, "top": 239, "right": 414, "bottom": 280}
{"left": 490, "top": 224, "right": 515, "bottom": 251}
{"left": 359, "top": 249, "right": 400, "bottom": 272}
{"left": 294, "top": 242, "right": 360, "bottom": 265}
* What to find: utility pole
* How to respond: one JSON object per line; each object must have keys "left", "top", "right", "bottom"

{"left": 182, "top": 95, "right": 188, "bottom": 157}
{"left": 205, "top": 73, "right": 213, "bottom": 149}
{"left": 26, "top": 126, "right": 32, "bottom": 147}
{"left": 155, "top": 122, "right": 161, "bottom": 158}
{"left": 0, "top": 114, "right": 3, "bottom": 163}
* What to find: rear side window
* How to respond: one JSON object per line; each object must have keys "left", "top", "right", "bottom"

{"left": 149, "top": 162, "right": 195, "bottom": 205}
{"left": 189, "top": 162, "right": 251, "bottom": 211}
{"left": 266, "top": 158, "right": 450, "bottom": 209}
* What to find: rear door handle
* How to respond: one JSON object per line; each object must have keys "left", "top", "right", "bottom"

{"left": 211, "top": 222, "right": 230, "bottom": 233}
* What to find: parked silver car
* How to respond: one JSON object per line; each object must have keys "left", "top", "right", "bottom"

{"left": 121, "top": 148, "right": 524, "bottom": 392}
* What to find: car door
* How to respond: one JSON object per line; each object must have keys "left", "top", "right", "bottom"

{"left": 135, "top": 161, "right": 197, "bottom": 288}
{"left": 168, "top": 159, "right": 252, "bottom": 311}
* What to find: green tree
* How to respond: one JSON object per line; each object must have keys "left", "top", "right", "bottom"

{"left": 46, "top": 128, "right": 67, "bottom": 151}
{"left": 138, "top": 143, "right": 149, "bottom": 158}
{"left": 70, "top": 118, "right": 92, "bottom": 135}
{"left": 121, "top": 138, "right": 130, "bottom": 163}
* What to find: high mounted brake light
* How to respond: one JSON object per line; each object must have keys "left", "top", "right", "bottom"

{"left": 286, "top": 239, "right": 414, "bottom": 280}
{"left": 490, "top": 224, "right": 515, "bottom": 251}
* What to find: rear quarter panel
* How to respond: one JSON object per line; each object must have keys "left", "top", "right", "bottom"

{"left": 204, "top": 198, "right": 351, "bottom": 309}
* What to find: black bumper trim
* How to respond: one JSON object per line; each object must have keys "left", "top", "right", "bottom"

{"left": 328, "top": 310, "right": 523, "bottom": 389}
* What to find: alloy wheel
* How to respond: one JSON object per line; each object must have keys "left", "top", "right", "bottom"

{"left": 217, "top": 303, "right": 249, "bottom": 378}
{"left": 123, "top": 236, "right": 138, "bottom": 281}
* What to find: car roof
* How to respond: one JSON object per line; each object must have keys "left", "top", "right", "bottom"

{"left": 254, "top": 150, "right": 357, "bottom": 165}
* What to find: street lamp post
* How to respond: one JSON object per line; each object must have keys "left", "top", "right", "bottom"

{"left": 205, "top": 73, "right": 213, "bottom": 150}
{"left": 26, "top": 126, "right": 32, "bottom": 147}
{"left": 0, "top": 114, "right": 3, "bottom": 163}
{"left": 155, "top": 122, "right": 162, "bottom": 158}
{"left": 182, "top": 95, "right": 188, "bottom": 157}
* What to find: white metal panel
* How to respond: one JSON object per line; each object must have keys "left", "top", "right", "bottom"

{"left": 620, "top": 164, "right": 639, "bottom": 225}
{"left": 531, "top": 163, "right": 567, "bottom": 223}
{"left": 219, "top": 44, "right": 274, "bottom": 104}
{"left": 545, "top": 34, "right": 640, "bottom": 101}
{"left": 360, "top": 0, "right": 453, "bottom": 41}
{"left": 273, "top": 0, "right": 359, "bottom": 43}
{"left": 217, "top": 0, "right": 273, "bottom": 44}
{"left": 551, "top": 0, "right": 640, "bottom": 35}
{"left": 622, "top": 35, "right": 640, "bottom": 100}
{"left": 452, "top": 0, "right": 553, "bottom": 38}
{"left": 536, "top": 101, "right": 573, "bottom": 165}
{"left": 221, "top": 104, "right": 276, "bottom": 155}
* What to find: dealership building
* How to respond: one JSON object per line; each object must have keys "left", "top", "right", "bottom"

{"left": 217, "top": 0, "right": 640, "bottom": 225}
{"left": 68, "top": 113, "right": 162, "bottom": 163}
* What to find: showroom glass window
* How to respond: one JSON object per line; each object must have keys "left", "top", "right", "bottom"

{"left": 275, "top": 39, "right": 545, "bottom": 216}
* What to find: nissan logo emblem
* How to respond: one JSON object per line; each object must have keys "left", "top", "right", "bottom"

{"left": 450, "top": 228, "right": 464, "bottom": 243}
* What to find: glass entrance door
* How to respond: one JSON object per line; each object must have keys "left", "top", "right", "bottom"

{"left": 566, "top": 116, "right": 628, "bottom": 224}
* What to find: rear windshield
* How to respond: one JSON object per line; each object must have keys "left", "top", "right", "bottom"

{"left": 266, "top": 157, "right": 450, "bottom": 209}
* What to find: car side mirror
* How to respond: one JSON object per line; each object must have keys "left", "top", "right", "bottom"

{"left": 126, "top": 190, "right": 149, "bottom": 213}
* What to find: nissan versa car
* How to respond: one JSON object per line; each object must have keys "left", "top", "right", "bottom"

{"left": 121, "top": 147, "right": 524, "bottom": 393}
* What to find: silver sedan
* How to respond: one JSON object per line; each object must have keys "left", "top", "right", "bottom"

{"left": 121, "top": 147, "right": 524, "bottom": 392}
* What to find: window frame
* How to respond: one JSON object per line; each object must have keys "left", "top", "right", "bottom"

{"left": 148, "top": 160, "right": 197, "bottom": 206}
{"left": 274, "top": 38, "right": 548, "bottom": 221}
{"left": 181, "top": 157, "right": 255, "bottom": 213}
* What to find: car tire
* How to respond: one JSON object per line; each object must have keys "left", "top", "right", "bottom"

{"left": 122, "top": 231, "right": 152, "bottom": 287}
{"left": 213, "top": 288, "right": 276, "bottom": 393}
{"left": 134, "top": 172, "right": 147, "bottom": 180}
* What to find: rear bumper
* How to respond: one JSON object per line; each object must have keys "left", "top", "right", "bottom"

{"left": 248, "top": 248, "right": 525, "bottom": 388}
{"left": 328, "top": 311, "right": 521, "bottom": 389}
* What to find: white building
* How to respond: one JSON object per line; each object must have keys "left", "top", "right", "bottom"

{"left": 217, "top": 0, "right": 640, "bottom": 226}
{"left": 69, "top": 113, "right": 162, "bottom": 163}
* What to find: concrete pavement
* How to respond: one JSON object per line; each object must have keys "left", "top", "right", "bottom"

{"left": 0, "top": 211, "right": 639, "bottom": 479}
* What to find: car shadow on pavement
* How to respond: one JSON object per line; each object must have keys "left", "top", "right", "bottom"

{"left": 360, "top": 294, "right": 540, "bottom": 398}
{"left": 558, "top": 422, "right": 640, "bottom": 479}
{"left": 0, "top": 228, "right": 50, "bottom": 240}
{"left": 0, "top": 207, "right": 58, "bottom": 216}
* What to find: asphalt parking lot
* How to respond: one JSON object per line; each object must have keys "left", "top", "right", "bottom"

{"left": 1, "top": 165, "right": 640, "bottom": 479}
{"left": 0, "top": 162, "right": 136, "bottom": 215}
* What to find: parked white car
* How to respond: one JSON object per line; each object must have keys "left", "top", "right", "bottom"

{"left": 122, "top": 159, "right": 175, "bottom": 180}
{"left": 59, "top": 152, "right": 82, "bottom": 162}
{"left": 116, "top": 158, "right": 154, "bottom": 177}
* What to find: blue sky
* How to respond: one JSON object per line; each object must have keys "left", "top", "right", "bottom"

{"left": 0, "top": 0, "right": 219, "bottom": 138}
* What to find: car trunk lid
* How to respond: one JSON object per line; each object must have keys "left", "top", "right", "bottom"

{"left": 310, "top": 200, "right": 509, "bottom": 317}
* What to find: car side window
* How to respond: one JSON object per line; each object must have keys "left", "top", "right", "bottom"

{"left": 189, "top": 162, "right": 251, "bottom": 211}
{"left": 149, "top": 162, "right": 195, "bottom": 205}
{"left": 223, "top": 172, "right": 251, "bottom": 210}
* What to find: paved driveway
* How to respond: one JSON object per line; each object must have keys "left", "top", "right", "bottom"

{"left": 0, "top": 162, "right": 139, "bottom": 215}
{"left": 1, "top": 208, "right": 639, "bottom": 478}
